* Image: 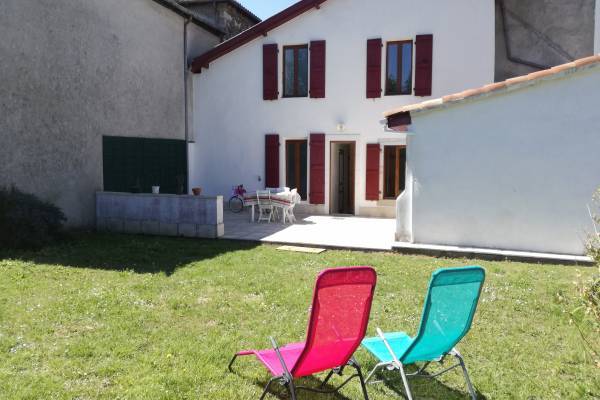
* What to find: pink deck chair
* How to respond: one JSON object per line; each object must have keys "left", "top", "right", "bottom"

{"left": 228, "top": 266, "right": 377, "bottom": 400}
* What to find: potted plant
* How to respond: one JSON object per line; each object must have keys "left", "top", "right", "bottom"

{"left": 192, "top": 187, "right": 202, "bottom": 196}
{"left": 152, "top": 185, "right": 160, "bottom": 194}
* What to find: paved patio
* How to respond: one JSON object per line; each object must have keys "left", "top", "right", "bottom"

{"left": 221, "top": 210, "right": 593, "bottom": 264}
{"left": 222, "top": 210, "right": 396, "bottom": 251}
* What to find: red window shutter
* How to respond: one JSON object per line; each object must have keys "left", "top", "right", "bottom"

{"left": 309, "top": 133, "right": 325, "bottom": 204}
{"left": 365, "top": 144, "right": 380, "bottom": 200}
{"left": 310, "top": 40, "right": 326, "bottom": 98}
{"left": 414, "top": 34, "right": 433, "bottom": 97}
{"left": 263, "top": 44, "right": 279, "bottom": 100}
{"left": 366, "top": 38, "right": 382, "bottom": 99}
{"left": 265, "top": 134, "right": 280, "bottom": 187}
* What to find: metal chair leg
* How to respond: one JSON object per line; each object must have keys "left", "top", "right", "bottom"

{"left": 287, "top": 379, "right": 297, "bottom": 400}
{"left": 365, "top": 362, "right": 386, "bottom": 383}
{"left": 398, "top": 363, "right": 414, "bottom": 400}
{"left": 350, "top": 359, "right": 370, "bottom": 400}
{"left": 320, "top": 369, "right": 336, "bottom": 388}
{"left": 259, "top": 377, "right": 278, "bottom": 400}
{"left": 227, "top": 354, "right": 239, "bottom": 372}
{"left": 454, "top": 351, "right": 477, "bottom": 400}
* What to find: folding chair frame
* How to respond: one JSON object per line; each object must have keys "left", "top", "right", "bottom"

{"left": 365, "top": 330, "right": 476, "bottom": 400}
{"left": 228, "top": 337, "right": 370, "bottom": 400}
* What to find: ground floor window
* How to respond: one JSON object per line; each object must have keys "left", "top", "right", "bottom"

{"left": 102, "top": 136, "right": 187, "bottom": 194}
{"left": 286, "top": 140, "right": 308, "bottom": 200}
{"left": 383, "top": 145, "right": 406, "bottom": 199}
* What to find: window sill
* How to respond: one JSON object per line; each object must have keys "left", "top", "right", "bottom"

{"left": 384, "top": 92, "right": 412, "bottom": 96}
{"left": 282, "top": 95, "right": 309, "bottom": 99}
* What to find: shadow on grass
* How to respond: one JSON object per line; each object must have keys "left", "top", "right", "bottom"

{"left": 0, "top": 233, "right": 260, "bottom": 276}
{"left": 232, "top": 364, "right": 485, "bottom": 400}
{"left": 369, "top": 364, "right": 488, "bottom": 400}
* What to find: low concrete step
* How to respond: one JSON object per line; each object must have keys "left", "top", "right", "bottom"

{"left": 392, "top": 242, "right": 594, "bottom": 265}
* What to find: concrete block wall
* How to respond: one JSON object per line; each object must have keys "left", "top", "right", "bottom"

{"left": 96, "top": 192, "right": 224, "bottom": 238}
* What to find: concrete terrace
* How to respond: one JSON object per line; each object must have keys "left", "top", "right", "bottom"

{"left": 222, "top": 210, "right": 396, "bottom": 251}
{"left": 221, "top": 210, "right": 594, "bottom": 265}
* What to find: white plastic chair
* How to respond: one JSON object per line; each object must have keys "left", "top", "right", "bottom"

{"left": 283, "top": 189, "right": 301, "bottom": 224}
{"left": 256, "top": 190, "right": 274, "bottom": 223}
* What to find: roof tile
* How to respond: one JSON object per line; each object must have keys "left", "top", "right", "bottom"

{"left": 384, "top": 54, "right": 600, "bottom": 118}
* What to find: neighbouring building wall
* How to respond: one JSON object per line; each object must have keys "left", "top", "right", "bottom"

{"left": 495, "top": 0, "right": 596, "bottom": 81}
{"left": 596, "top": 0, "right": 600, "bottom": 53}
{"left": 405, "top": 66, "right": 600, "bottom": 255}
{"left": 0, "top": 0, "right": 220, "bottom": 227}
{"left": 191, "top": 0, "right": 495, "bottom": 217}
{"left": 179, "top": 0, "right": 260, "bottom": 39}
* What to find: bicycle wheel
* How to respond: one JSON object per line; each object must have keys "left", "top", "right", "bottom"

{"left": 229, "top": 196, "right": 244, "bottom": 213}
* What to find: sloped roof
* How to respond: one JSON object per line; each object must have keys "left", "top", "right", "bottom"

{"left": 384, "top": 55, "right": 600, "bottom": 122}
{"left": 178, "top": 0, "right": 261, "bottom": 24}
{"left": 191, "top": 0, "right": 328, "bottom": 73}
{"left": 151, "top": 0, "right": 224, "bottom": 36}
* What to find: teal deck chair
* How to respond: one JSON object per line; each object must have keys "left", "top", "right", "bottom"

{"left": 361, "top": 266, "right": 485, "bottom": 400}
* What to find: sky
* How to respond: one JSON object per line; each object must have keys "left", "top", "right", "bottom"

{"left": 237, "top": 0, "right": 299, "bottom": 20}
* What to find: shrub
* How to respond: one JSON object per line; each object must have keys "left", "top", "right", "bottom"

{"left": 571, "top": 187, "right": 600, "bottom": 367}
{"left": 588, "top": 188, "right": 600, "bottom": 266}
{"left": 584, "top": 188, "right": 600, "bottom": 326}
{"left": 0, "top": 186, "right": 66, "bottom": 250}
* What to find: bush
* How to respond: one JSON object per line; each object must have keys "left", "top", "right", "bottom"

{"left": 588, "top": 188, "right": 600, "bottom": 266}
{"left": 0, "top": 186, "right": 66, "bottom": 250}
{"left": 572, "top": 187, "right": 600, "bottom": 367}
{"left": 584, "top": 188, "right": 600, "bottom": 326}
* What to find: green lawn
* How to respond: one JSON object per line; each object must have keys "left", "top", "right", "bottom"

{"left": 0, "top": 234, "right": 598, "bottom": 399}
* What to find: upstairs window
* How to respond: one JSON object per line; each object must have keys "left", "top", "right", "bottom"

{"left": 386, "top": 41, "right": 413, "bottom": 95}
{"left": 283, "top": 45, "right": 309, "bottom": 97}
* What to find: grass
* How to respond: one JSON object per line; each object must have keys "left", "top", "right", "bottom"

{"left": 0, "top": 234, "right": 598, "bottom": 399}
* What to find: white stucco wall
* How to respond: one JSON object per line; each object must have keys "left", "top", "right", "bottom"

{"left": 404, "top": 65, "right": 600, "bottom": 255}
{"left": 191, "top": 0, "right": 495, "bottom": 215}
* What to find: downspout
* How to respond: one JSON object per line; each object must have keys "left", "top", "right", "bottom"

{"left": 184, "top": 17, "right": 191, "bottom": 193}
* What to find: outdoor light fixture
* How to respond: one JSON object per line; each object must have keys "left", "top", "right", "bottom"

{"left": 336, "top": 123, "right": 346, "bottom": 132}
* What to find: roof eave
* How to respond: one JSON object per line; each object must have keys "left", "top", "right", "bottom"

{"left": 151, "top": 0, "right": 225, "bottom": 37}
{"left": 191, "top": 0, "right": 328, "bottom": 73}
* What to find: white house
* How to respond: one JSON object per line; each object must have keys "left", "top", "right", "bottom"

{"left": 189, "top": 0, "right": 495, "bottom": 217}
{"left": 385, "top": 55, "right": 600, "bottom": 256}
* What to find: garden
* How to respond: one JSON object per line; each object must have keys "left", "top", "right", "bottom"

{"left": 0, "top": 234, "right": 598, "bottom": 399}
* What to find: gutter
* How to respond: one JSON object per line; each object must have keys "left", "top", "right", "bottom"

{"left": 184, "top": 17, "right": 192, "bottom": 193}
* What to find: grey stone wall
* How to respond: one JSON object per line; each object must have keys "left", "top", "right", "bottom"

{"left": 180, "top": 1, "right": 259, "bottom": 39}
{"left": 495, "top": 0, "right": 597, "bottom": 81}
{"left": 96, "top": 192, "right": 224, "bottom": 238}
{"left": 0, "top": 0, "right": 220, "bottom": 227}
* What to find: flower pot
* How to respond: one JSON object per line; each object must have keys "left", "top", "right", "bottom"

{"left": 192, "top": 187, "right": 202, "bottom": 196}
{"left": 152, "top": 186, "right": 160, "bottom": 194}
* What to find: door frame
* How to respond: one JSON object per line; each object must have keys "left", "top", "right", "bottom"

{"left": 383, "top": 144, "right": 407, "bottom": 199}
{"left": 329, "top": 141, "right": 356, "bottom": 215}
{"left": 285, "top": 139, "right": 309, "bottom": 200}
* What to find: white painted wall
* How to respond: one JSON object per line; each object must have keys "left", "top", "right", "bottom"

{"left": 191, "top": 0, "right": 495, "bottom": 215}
{"left": 595, "top": 0, "right": 600, "bottom": 54}
{"left": 403, "top": 65, "right": 600, "bottom": 255}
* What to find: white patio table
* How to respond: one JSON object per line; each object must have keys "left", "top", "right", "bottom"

{"left": 243, "top": 189, "right": 293, "bottom": 222}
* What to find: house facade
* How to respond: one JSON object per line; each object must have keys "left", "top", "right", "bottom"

{"left": 386, "top": 56, "right": 600, "bottom": 256}
{"left": 190, "top": 0, "right": 495, "bottom": 217}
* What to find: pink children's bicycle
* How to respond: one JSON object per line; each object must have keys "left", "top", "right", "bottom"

{"left": 228, "top": 184, "right": 246, "bottom": 213}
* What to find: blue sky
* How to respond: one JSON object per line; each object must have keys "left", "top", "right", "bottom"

{"left": 237, "top": 0, "right": 299, "bottom": 20}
